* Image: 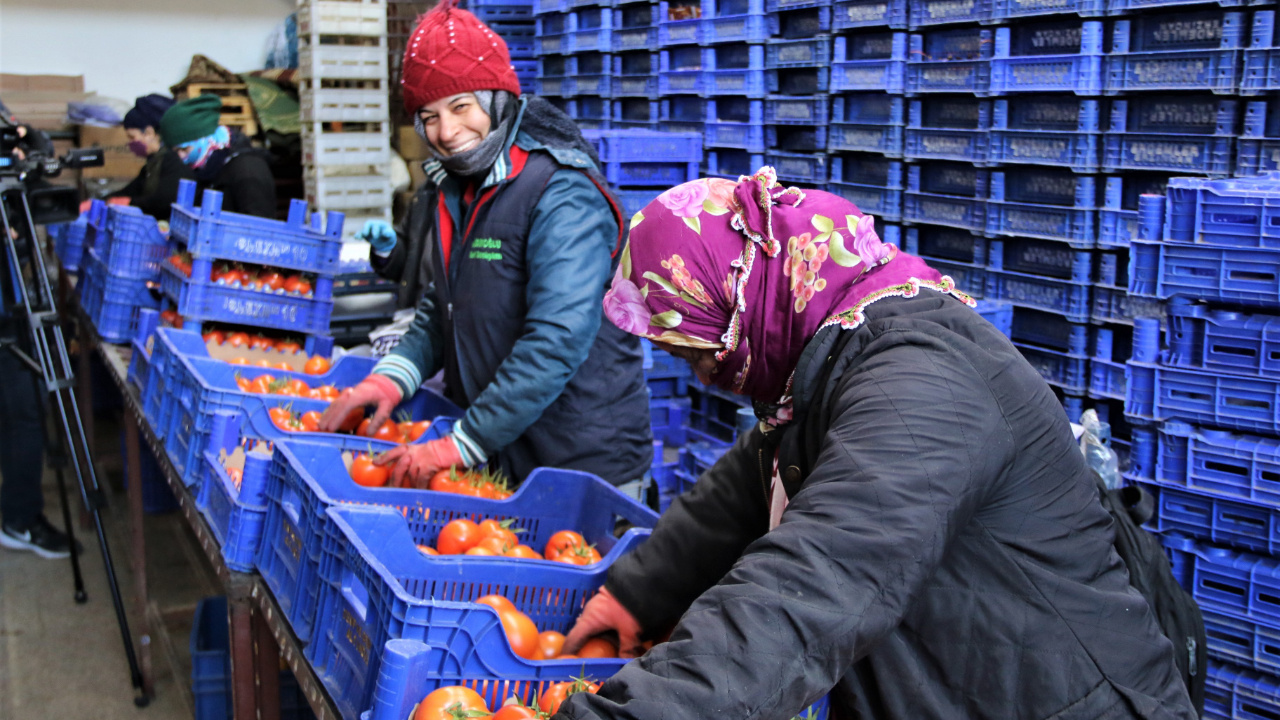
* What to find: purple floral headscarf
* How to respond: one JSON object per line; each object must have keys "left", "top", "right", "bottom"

{"left": 604, "top": 167, "right": 975, "bottom": 408}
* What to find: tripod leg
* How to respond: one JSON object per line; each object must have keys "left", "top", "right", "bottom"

{"left": 123, "top": 416, "right": 154, "bottom": 700}
{"left": 50, "top": 434, "right": 87, "bottom": 603}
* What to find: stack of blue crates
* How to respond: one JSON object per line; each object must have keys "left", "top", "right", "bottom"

{"left": 462, "top": 0, "right": 537, "bottom": 92}
{"left": 1123, "top": 175, "right": 1280, "bottom": 718}
{"left": 77, "top": 200, "right": 166, "bottom": 344}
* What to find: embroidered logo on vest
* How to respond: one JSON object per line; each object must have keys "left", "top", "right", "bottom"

{"left": 469, "top": 237, "right": 503, "bottom": 261}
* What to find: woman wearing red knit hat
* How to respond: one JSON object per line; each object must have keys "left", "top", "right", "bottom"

{"left": 322, "top": 0, "right": 654, "bottom": 498}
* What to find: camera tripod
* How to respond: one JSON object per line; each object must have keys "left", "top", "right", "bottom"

{"left": 0, "top": 176, "right": 149, "bottom": 706}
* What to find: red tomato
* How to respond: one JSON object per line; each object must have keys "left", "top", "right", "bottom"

{"left": 412, "top": 686, "right": 489, "bottom": 720}
{"left": 577, "top": 637, "right": 618, "bottom": 659}
{"left": 538, "top": 680, "right": 600, "bottom": 715}
{"left": 349, "top": 453, "right": 388, "bottom": 487}
{"left": 283, "top": 275, "right": 304, "bottom": 294}
{"left": 478, "top": 519, "right": 519, "bottom": 549}
{"left": 203, "top": 330, "right": 225, "bottom": 345}
{"left": 247, "top": 375, "right": 274, "bottom": 394}
{"left": 316, "top": 385, "right": 340, "bottom": 401}
{"left": 551, "top": 544, "right": 603, "bottom": 566}
{"left": 254, "top": 359, "right": 275, "bottom": 369}
{"left": 536, "top": 631, "right": 565, "bottom": 660}
{"left": 436, "top": 519, "right": 483, "bottom": 555}
{"left": 294, "top": 279, "right": 312, "bottom": 296}
{"left": 225, "top": 332, "right": 251, "bottom": 348}
{"left": 544, "top": 530, "right": 588, "bottom": 560}
{"left": 276, "top": 340, "right": 301, "bottom": 354}
{"left": 229, "top": 357, "right": 251, "bottom": 366}
{"left": 286, "top": 379, "right": 311, "bottom": 396}
{"left": 416, "top": 544, "right": 440, "bottom": 556}
{"left": 299, "top": 411, "right": 323, "bottom": 433}
{"left": 303, "top": 356, "right": 331, "bottom": 375}
{"left": 472, "top": 536, "right": 510, "bottom": 555}
{"left": 492, "top": 704, "right": 540, "bottom": 720}
{"left": 371, "top": 420, "right": 402, "bottom": 442}
{"left": 275, "top": 361, "right": 293, "bottom": 371}
{"left": 218, "top": 269, "right": 244, "bottom": 286}
{"left": 476, "top": 596, "right": 539, "bottom": 660}
{"left": 505, "top": 545, "right": 543, "bottom": 560}
{"left": 400, "top": 420, "right": 432, "bottom": 442}
{"left": 429, "top": 467, "right": 468, "bottom": 495}
{"left": 250, "top": 335, "right": 274, "bottom": 351}
{"left": 465, "top": 545, "right": 498, "bottom": 556}
{"left": 259, "top": 272, "right": 285, "bottom": 292}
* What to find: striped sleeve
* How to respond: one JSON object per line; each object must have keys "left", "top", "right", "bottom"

{"left": 372, "top": 354, "right": 424, "bottom": 398}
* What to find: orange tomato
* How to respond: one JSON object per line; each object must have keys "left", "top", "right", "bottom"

{"left": 476, "top": 596, "right": 539, "bottom": 660}
{"left": 472, "top": 536, "right": 510, "bottom": 556}
{"left": 299, "top": 411, "right": 323, "bottom": 433}
{"left": 349, "top": 453, "right": 388, "bottom": 488}
{"left": 275, "top": 361, "right": 293, "bottom": 371}
{"left": 465, "top": 546, "right": 497, "bottom": 556}
{"left": 400, "top": 420, "right": 432, "bottom": 442}
{"left": 504, "top": 545, "right": 543, "bottom": 560}
{"left": 544, "top": 530, "right": 588, "bottom": 560}
{"left": 286, "top": 379, "right": 310, "bottom": 396}
{"left": 304, "top": 356, "right": 331, "bottom": 375}
{"left": 254, "top": 358, "right": 275, "bottom": 368}
{"left": 536, "top": 631, "right": 565, "bottom": 660}
{"left": 538, "top": 680, "right": 600, "bottom": 715}
{"left": 577, "top": 637, "right": 618, "bottom": 659}
{"left": 551, "top": 544, "right": 603, "bottom": 566}
{"left": 436, "top": 519, "right": 483, "bottom": 555}
{"left": 416, "top": 545, "right": 439, "bottom": 556}
{"left": 371, "top": 420, "right": 403, "bottom": 443}
{"left": 248, "top": 375, "right": 274, "bottom": 394}
{"left": 492, "top": 704, "right": 539, "bottom": 719}
{"left": 412, "top": 686, "right": 489, "bottom": 720}
{"left": 225, "top": 332, "right": 250, "bottom": 348}
{"left": 475, "top": 594, "right": 517, "bottom": 615}
{"left": 478, "top": 519, "right": 519, "bottom": 548}
{"left": 316, "top": 385, "right": 340, "bottom": 401}
{"left": 229, "top": 357, "right": 251, "bottom": 366}
{"left": 202, "top": 330, "right": 225, "bottom": 345}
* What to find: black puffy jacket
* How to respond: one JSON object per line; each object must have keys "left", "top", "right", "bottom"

{"left": 560, "top": 291, "right": 1197, "bottom": 720}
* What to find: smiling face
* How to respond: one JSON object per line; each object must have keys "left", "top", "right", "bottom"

{"left": 418, "top": 92, "right": 492, "bottom": 157}
{"left": 652, "top": 340, "right": 721, "bottom": 386}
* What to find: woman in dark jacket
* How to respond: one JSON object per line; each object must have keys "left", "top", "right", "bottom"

{"left": 556, "top": 169, "right": 1198, "bottom": 720}
{"left": 158, "top": 94, "right": 276, "bottom": 218}
{"left": 320, "top": 1, "right": 653, "bottom": 497}
{"left": 108, "top": 94, "right": 195, "bottom": 220}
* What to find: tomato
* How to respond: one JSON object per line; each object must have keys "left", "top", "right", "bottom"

{"left": 551, "top": 545, "right": 603, "bottom": 566}
{"left": 248, "top": 375, "right": 274, "bottom": 394}
{"left": 226, "top": 332, "right": 251, "bottom": 348}
{"left": 465, "top": 545, "right": 497, "bottom": 556}
{"left": 536, "top": 631, "right": 565, "bottom": 660}
{"left": 276, "top": 340, "right": 301, "bottom": 354}
{"left": 218, "top": 269, "right": 244, "bottom": 286}
{"left": 371, "top": 420, "right": 403, "bottom": 443}
{"left": 226, "top": 467, "right": 243, "bottom": 485}
{"left": 478, "top": 520, "right": 519, "bottom": 549}
{"left": 286, "top": 379, "right": 311, "bottom": 396}
{"left": 159, "top": 309, "right": 179, "bottom": 327}
{"left": 436, "top": 519, "right": 483, "bottom": 555}
{"left": 416, "top": 544, "right": 439, "bottom": 556}
{"left": 295, "top": 279, "right": 313, "bottom": 296}
{"left": 577, "top": 637, "right": 618, "bottom": 659}
{"left": 316, "top": 385, "right": 340, "bottom": 401}
{"left": 538, "top": 680, "right": 600, "bottom": 715}
{"left": 303, "top": 356, "right": 331, "bottom": 375}
{"left": 299, "top": 411, "right": 323, "bottom": 433}
{"left": 254, "top": 359, "right": 275, "bottom": 368}
{"left": 203, "top": 330, "right": 225, "bottom": 345}
{"left": 250, "top": 335, "right": 274, "bottom": 351}
{"left": 429, "top": 468, "right": 468, "bottom": 495}
{"left": 259, "top": 272, "right": 285, "bottom": 292}
{"left": 268, "top": 406, "right": 293, "bottom": 424}
{"left": 544, "top": 530, "right": 588, "bottom": 560}
{"left": 229, "top": 357, "right": 251, "bottom": 366}
{"left": 505, "top": 545, "right": 543, "bottom": 560}
{"left": 411, "top": 686, "right": 489, "bottom": 720}
{"left": 349, "top": 453, "right": 389, "bottom": 488}
{"left": 283, "top": 275, "right": 305, "bottom": 294}
{"left": 234, "top": 374, "right": 250, "bottom": 391}
{"left": 476, "top": 596, "right": 539, "bottom": 660}
{"left": 473, "top": 536, "right": 510, "bottom": 555}
{"left": 492, "top": 703, "right": 540, "bottom": 720}
{"left": 272, "top": 361, "right": 291, "bottom": 371}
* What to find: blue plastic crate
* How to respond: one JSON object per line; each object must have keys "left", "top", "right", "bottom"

{"left": 191, "top": 596, "right": 232, "bottom": 720}
{"left": 687, "top": 384, "right": 751, "bottom": 443}
{"left": 1012, "top": 341, "right": 1089, "bottom": 393}
{"left": 905, "top": 28, "right": 994, "bottom": 94}
{"left": 1237, "top": 138, "right": 1280, "bottom": 176}
{"left": 650, "top": 395, "right": 691, "bottom": 446}
{"left": 1145, "top": 481, "right": 1280, "bottom": 555}
{"left": 916, "top": 255, "right": 989, "bottom": 298}
{"left": 990, "top": 20, "right": 1104, "bottom": 95}
{"left": 590, "top": 131, "right": 699, "bottom": 165}
{"left": 657, "top": 0, "right": 704, "bottom": 46}
{"left": 1090, "top": 357, "right": 1127, "bottom": 400}
{"left": 613, "top": 97, "right": 661, "bottom": 124}
{"left": 567, "top": 96, "right": 612, "bottom": 124}
{"left": 1163, "top": 538, "right": 1280, "bottom": 638}
{"left": 974, "top": 298, "right": 1014, "bottom": 337}
{"left": 985, "top": 168, "right": 1098, "bottom": 247}
{"left": 643, "top": 337, "right": 691, "bottom": 377}
{"left": 828, "top": 94, "right": 905, "bottom": 155}
{"left": 614, "top": 189, "right": 660, "bottom": 221}
{"left": 612, "top": 3, "right": 660, "bottom": 51}
{"left": 765, "top": 35, "right": 831, "bottom": 67}
{"left": 904, "top": 97, "right": 992, "bottom": 163}
{"left": 95, "top": 205, "right": 170, "bottom": 280}
{"left": 1205, "top": 659, "right": 1280, "bottom": 720}
{"left": 1163, "top": 172, "right": 1280, "bottom": 248}
{"left": 1009, "top": 305, "right": 1091, "bottom": 353}
{"left": 1165, "top": 303, "right": 1280, "bottom": 380}
{"left": 1095, "top": 249, "right": 1130, "bottom": 288}
{"left": 765, "top": 65, "right": 831, "bottom": 94}
{"left": 989, "top": 236, "right": 1093, "bottom": 282}
{"left": 195, "top": 417, "right": 274, "bottom": 572}
{"left": 834, "top": 0, "right": 907, "bottom": 29}
{"left": 1126, "top": 356, "right": 1280, "bottom": 434}
{"left": 1099, "top": 173, "right": 1172, "bottom": 249}
{"left": 985, "top": 268, "right": 1091, "bottom": 322}
{"left": 904, "top": 162, "right": 990, "bottom": 233}
{"left": 990, "top": 97, "right": 1101, "bottom": 172}
{"left": 1103, "top": 96, "right": 1237, "bottom": 175}
{"left": 1155, "top": 420, "right": 1280, "bottom": 512}
{"left": 1091, "top": 285, "right": 1164, "bottom": 326}
{"left": 604, "top": 159, "right": 700, "bottom": 186}
{"left": 613, "top": 51, "right": 661, "bottom": 97}
{"left": 705, "top": 149, "right": 764, "bottom": 179}
{"left": 766, "top": 124, "right": 828, "bottom": 152}
{"left": 990, "top": 0, "right": 1103, "bottom": 21}
{"left": 309, "top": 499, "right": 654, "bottom": 720}
{"left": 1110, "top": 0, "right": 1246, "bottom": 13}
{"left": 909, "top": 0, "right": 990, "bottom": 27}
{"left": 904, "top": 224, "right": 988, "bottom": 264}
{"left": 1129, "top": 237, "right": 1280, "bottom": 306}
{"left": 831, "top": 151, "right": 904, "bottom": 183}
{"left": 703, "top": 12, "right": 771, "bottom": 42}
{"left": 1236, "top": 10, "right": 1280, "bottom": 95}
{"left": 50, "top": 215, "right": 88, "bottom": 273}
{"left": 1106, "top": 10, "right": 1245, "bottom": 95}
{"left": 565, "top": 6, "right": 614, "bottom": 52}
{"left": 830, "top": 32, "right": 908, "bottom": 92}
{"left": 766, "top": 150, "right": 828, "bottom": 184}
{"left": 768, "top": 0, "right": 834, "bottom": 11}
{"left": 827, "top": 181, "right": 904, "bottom": 221}
{"left": 1202, "top": 610, "right": 1280, "bottom": 677}
{"left": 80, "top": 250, "right": 163, "bottom": 344}
{"left": 463, "top": 0, "right": 534, "bottom": 20}
{"left": 706, "top": 121, "right": 766, "bottom": 151}
{"left": 768, "top": 5, "right": 833, "bottom": 37}
{"left": 170, "top": 181, "right": 343, "bottom": 275}
{"left": 158, "top": 258, "right": 333, "bottom": 336}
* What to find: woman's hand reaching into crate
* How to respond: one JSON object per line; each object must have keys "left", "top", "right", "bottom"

{"left": 318, "top": 375, "right": 403, "bottom": 434}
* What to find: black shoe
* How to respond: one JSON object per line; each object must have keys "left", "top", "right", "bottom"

{"left": 0, "top": 515, "right": 80, "bottom": 559}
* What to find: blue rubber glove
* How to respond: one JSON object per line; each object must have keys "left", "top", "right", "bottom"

{"left": 358, "top": 220, "right": 397, "bottom": 254}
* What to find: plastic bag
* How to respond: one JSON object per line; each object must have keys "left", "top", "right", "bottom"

{"left": 1079, "top": 409, "right": 1120, "bottom": 489}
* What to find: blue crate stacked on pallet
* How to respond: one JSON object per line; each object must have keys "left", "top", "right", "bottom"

{"left": 461, "top": 0, "right": 537, "bottom": 92}
{"left": 761, "top": 0, "right": 831, "bottom": 187}
{"left": 614, "top": 2, "right": 662, "bottom": 132}
{"left": 1124, "top": 175, "right": 1280, "bottom": 716}
{"left": 586, "top": 129, "right": 703, "bottom": 217}
{"left": 536, "top": 1, "right": 614, "bottom": 130}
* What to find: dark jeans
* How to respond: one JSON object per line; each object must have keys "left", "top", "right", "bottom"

{"left": 0, "top": 328, "right": 45, "bottom": 527}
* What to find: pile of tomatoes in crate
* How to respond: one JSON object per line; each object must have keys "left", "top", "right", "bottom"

{"left": 235, "top": 373, "right": 342, "bottom": 400}
{"left": 204, "top": 328, "right": 333, "bottom": 371}
{"left": 422, "top": 523, "right": 603, "bottom": 566}
{"left": 167, "top": 253, "right": 316, "bottom": 298}
{"left": 412, "top": 677, "right": 601, "bottom": 719}
{"left": 427, "top": 467, "right": 513, "bottom": 499}
{"left": 468, "top": 594, "right": 619, "bottom": 664}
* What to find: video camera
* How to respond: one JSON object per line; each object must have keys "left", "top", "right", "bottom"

{"left": 0, "top": 115, "right": 104, "bottom": 225}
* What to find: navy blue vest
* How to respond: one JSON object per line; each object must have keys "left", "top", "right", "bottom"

{"left": 431, "top": 150, "right": 653, "bottom": 486}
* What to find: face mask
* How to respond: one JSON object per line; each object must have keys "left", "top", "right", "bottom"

{"left": 127, "top": 140, "right": 149, "bottom": 158}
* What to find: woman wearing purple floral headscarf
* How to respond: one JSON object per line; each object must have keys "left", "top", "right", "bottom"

{"left": 555, "top": 170, "right": 1197, "bottom": 720}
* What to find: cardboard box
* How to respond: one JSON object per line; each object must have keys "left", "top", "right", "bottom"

{"left": 0, "top": 74, "right": 88, "bottom": 131}
{"left": 397, "top": 125, "right": 430, "bottom": 161}
{"left": 79, "top": 125, "right": 145, "bottom": 180}
{"left": 0, "top": 74, "right": 84, "bottom": 93}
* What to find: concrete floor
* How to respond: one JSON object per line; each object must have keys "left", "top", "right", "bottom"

{"left": 0, "top": 401, "right": 220, "bottom": 720}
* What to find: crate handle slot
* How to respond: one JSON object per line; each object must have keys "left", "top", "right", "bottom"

{"left": 341, "top": 566, "right": 371, "bottom": 622}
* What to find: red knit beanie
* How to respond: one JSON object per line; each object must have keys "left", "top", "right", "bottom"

{"left": 401, "top": 0, "right": 522, "bottom": 115}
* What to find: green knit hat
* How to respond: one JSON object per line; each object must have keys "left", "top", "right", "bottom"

{"left": 160, "top": 94, "right": 223, "bottom": 147}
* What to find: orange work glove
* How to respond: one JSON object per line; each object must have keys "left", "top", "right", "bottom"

{"left": 563, "top": 587, "right": 645, "bottom": 659}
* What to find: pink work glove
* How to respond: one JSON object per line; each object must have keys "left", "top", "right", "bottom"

{"left": 563, "top": 587, "right": 645, "bottom": 659}
{"left": 318, "top": 374, "right": 403, "bottom": 434}
{"left": 376, "top": 435, "right": 464, "bottom": 488}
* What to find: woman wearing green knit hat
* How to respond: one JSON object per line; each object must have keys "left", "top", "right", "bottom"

{"left": 160, "top": 94, "right": 276, "bottom": 218}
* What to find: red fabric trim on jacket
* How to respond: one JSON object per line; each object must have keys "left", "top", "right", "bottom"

{"left": 437, "top": 192, "right": 453, "bottom": 271}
